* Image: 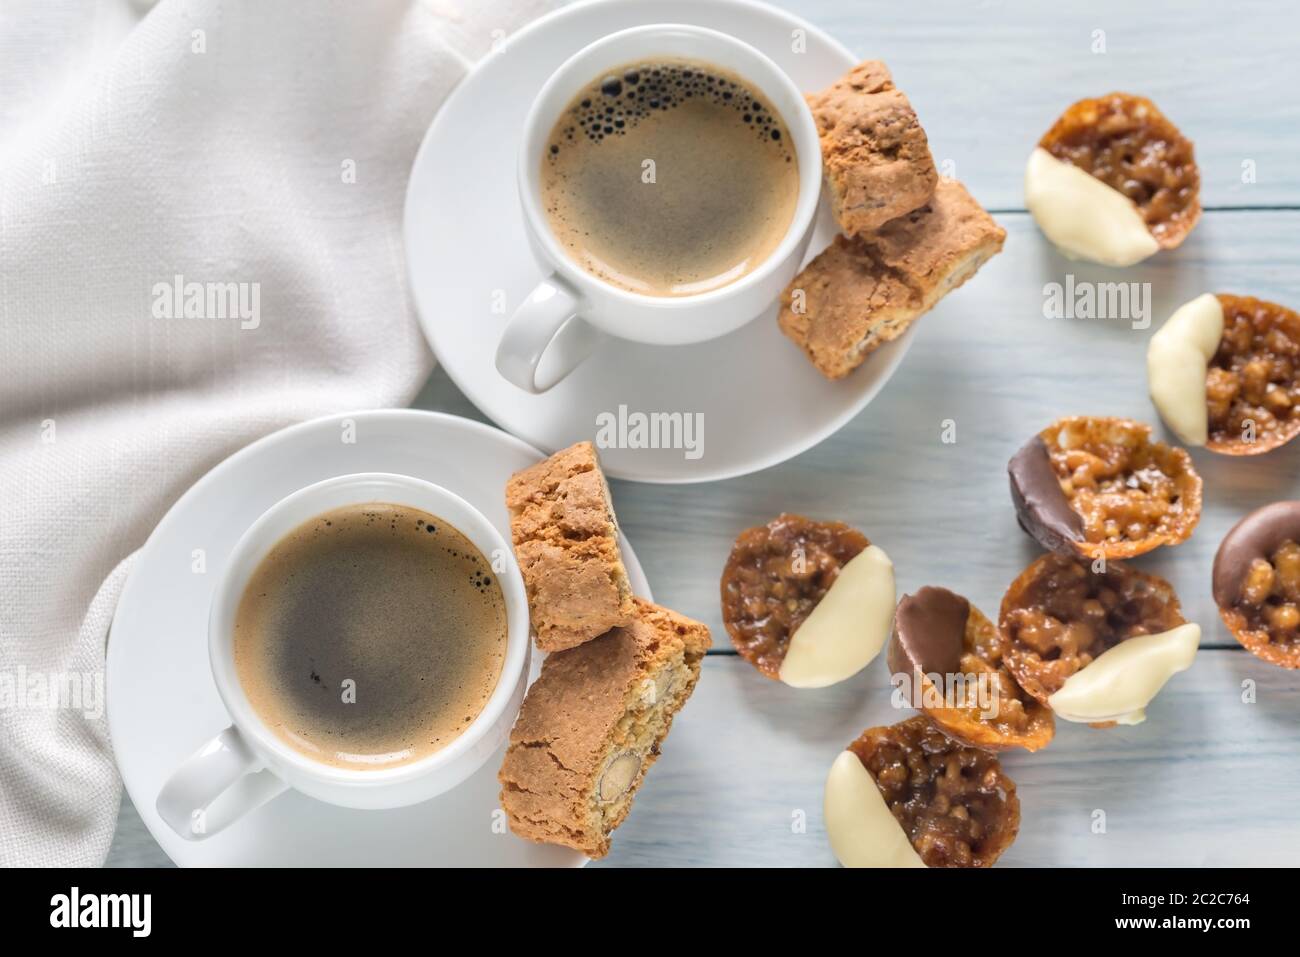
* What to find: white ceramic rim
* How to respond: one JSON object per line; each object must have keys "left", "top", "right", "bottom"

{"left": 207, "top": 471, "right": 530, "bottom": 789}
{"left": 516, "top": 21, "right": 823, "bottom": 310}
{"left": 400, "top": 0, "right": 914, "bottom": 485}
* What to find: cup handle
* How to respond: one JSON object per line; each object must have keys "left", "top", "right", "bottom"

{"left": 495, "top": 275, "right": 604, "bottom": 393}
{"left": 156, "top": 726, "right": 289, "bottom": 841}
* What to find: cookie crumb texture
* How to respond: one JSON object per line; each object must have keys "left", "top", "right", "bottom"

{"left": 779, "top": 179, "right": 1005, "bottom": 379}
{"left": 506, "top": 441, "right": 635, "bottom": 652}
{"left": 805, "top": 60, "right": 938, "bottom": 236}
{"left": 498, "top": 597, "right": 711, "bottom": 859}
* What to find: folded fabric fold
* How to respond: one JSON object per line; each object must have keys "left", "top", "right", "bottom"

{"left": 0, "top": 0, "right": 552, "bottom": 866}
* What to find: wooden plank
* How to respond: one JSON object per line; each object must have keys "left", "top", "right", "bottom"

{"left": 106, "top": 0, "right": 1300, "bottom": 867}
{"left": 107, "top": 649, "right": 1300, "bottom": 866}
{"left": 455, "top": 211, "right": 1296, "bottom": 654}
{"left": 592, "top": 650, "right": 1300, "bottom": 867}
{"left": 778, "top": 0, "right": 1300, "bottom": 210}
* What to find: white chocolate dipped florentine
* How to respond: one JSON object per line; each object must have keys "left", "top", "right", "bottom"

{"left": 778, "top": 545, "right": 895, "bottom": 688}
{"left": 824, "top": 750, "right": 925, "bottom": 868}
{"left": 1147, "top": 293, "right": 1224, "bottom": 446}
{"left": 1047, "top": 623, "right": 1200, "bottom": 725}
{"left": 1024, "top": 147, "right": 1160, "bottom": 267}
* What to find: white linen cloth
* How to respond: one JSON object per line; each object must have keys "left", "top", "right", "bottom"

{"left": 0, "top": 0, "right": 552, "bottom": 866}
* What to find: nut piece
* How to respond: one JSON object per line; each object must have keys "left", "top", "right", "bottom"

{"left": 999, "top": 554, "right": 1187, "bottom": 724}
{"left": 778, "top": 179, "right": 1005, "bottom": 380}
{"left": 1205, "top": 295, "right": 1300, "bottom": 456}
{"left": 1008, "top": 416, "right": 1202, "bottom": 560}
{"left": 506, "top": 441, "right": 635, "bottom": 652}
{"left": 845, "top": 717, "right": 1020, "bottom": 868}
{"left": 1030, "top": 92, "right": 1200, "bottom": 263}
{"left": 888, "top": 587, "right": 1055, "bottom": 752}
{"left": 720, "top": 514, "right": 871, "bottom": 680}
{"left": 597, "top": 751, "right": 642, "bottom": 803}
{"left": 1212, "top": 501, "right": 1300, "bottom": 668}
{"left": 804, "top": 60, "right": 938, "bottom": 236}
{"left": 1147, "top": 293, "right": 1225, "bottom": 446}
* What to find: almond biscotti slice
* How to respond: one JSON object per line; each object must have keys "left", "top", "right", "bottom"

{"left": 506, "top": 441, "right": 635, "bottom": 653}
{"left": 805, "top": 60, "right": 939, "bottom": 237}
{"left": 498, "top": 597, "right": 711, "bottom": 859}
{"left": 778, "top": 178, "right": 1006, "bottom": 380}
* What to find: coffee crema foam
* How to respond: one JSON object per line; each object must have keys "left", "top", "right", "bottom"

{"left": 233, "top": 503, "right": 507, "bottom": 771}
{"left": 541, "top": 58, "right": 799, "bottom": 297}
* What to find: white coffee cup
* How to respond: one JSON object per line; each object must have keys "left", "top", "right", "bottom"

{"left": 155, "top": 472, "right": 531, "bottom": 841}
{"left": 495, "top": 23, "right": 823, "bottom": 394}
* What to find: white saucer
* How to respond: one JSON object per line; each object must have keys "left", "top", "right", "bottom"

{"left": 106, "top": 410, "right": 651, "bottom": 866}
{"left": 404, "top": 0, "right": 914, "bottom": 484}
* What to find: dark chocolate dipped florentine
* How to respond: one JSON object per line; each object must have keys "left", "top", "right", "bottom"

{"left": 1008, "top": 417, "right": 1201, "bottom": 560}
{"left": 1213, "top": 502, "right": 1300, "bottom": 606}
{"left": 1008, "top": 435, "right": 1085, "bottom": 556}
{"left": 1212, "top": 501, "right": 1300, "bottom": 669}
{"left": 889, "top": 587, "right": 968, "bottom": 683}
{"left": 888, "top": 586, "right": 1054, "bottom": 752}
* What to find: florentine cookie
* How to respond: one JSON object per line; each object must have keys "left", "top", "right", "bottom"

{"left": 1007, "top": 416, "right": 1202, "bottom": 561}
{"left": 506, "top": 441, "right": 635, "bottom": 652}
{"left": 1212, "top": 502, "right": 1300, "bottom": 669}
{"left": 824, "top": 716, "right": 1021, "bottom": 868}
{"left": 805, "top": 60, "right": 938, "bottom": 236}
{"left": 888, "top": 586, "right": 1055, "bottom": 752}
{"left": 1026, "top": 92, "right": 1200, "bottom": 267}
{"left": 999, "top": 554, "right": 1198, "bottom": 726}
{"left": 498, "top": 597, "right": 711, "bottom": 859}
{"left": 778, "top": 179, "right": 1005, "bottom": 379}
{"left": 720, "top": 514, "right": 895, "bottom": 686}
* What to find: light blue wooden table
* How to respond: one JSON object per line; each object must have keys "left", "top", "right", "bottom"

{"left": 108, "top": 0, "right": 1300, "bottom": 866}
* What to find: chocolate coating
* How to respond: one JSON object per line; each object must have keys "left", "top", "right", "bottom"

{"left": 888, "top": 587, "right": 970, "bottom": 693}
{"left": 1008, "top": 435, "right": 1085, "bottom": 555}
{"left": 1212, "top": 501, "right": 1300, "bottom": 607}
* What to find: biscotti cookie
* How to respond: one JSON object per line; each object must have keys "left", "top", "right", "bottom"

{"left": 498, "top": 597, "right": 711, "bottom": 859}
{"left": 805, "top": 60, "right": 938, "bottom": 237}
{"left": 778, "top": 178, "right": 1005, "bottom": 379}
{"left": 506, "top": 441, "right": 635, "bottom": 652}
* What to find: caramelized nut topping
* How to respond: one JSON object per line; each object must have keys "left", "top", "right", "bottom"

{"left": 1012, "top": 417, "right": 1202, "bottom": 560}
{"left": 1220, "top": 546, "right": 1300, "bottom": 668}
{"left": 1206, "top": 294, "right": 1300, "bottom": 455}
{"left": 721, "top": 514, "right": 869, "bottom": 678}
{"left": 848, "top": 717, "right": 1020, "bottom": 868}
{"left": 889, "top": 588, "right": 1055, "bottom": 752}
{"left": 1039, "top": 92, "right": 1200, "bottom": 248}
{"left": 999, "top": 554, "right": 1185, "bottom": 706}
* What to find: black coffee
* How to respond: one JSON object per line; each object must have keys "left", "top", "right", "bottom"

{"left": 233, "top": 503, "right": 507, "bottom": 770}
{"left": 541, "top": 58, "right": 799, "bottom": 296}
